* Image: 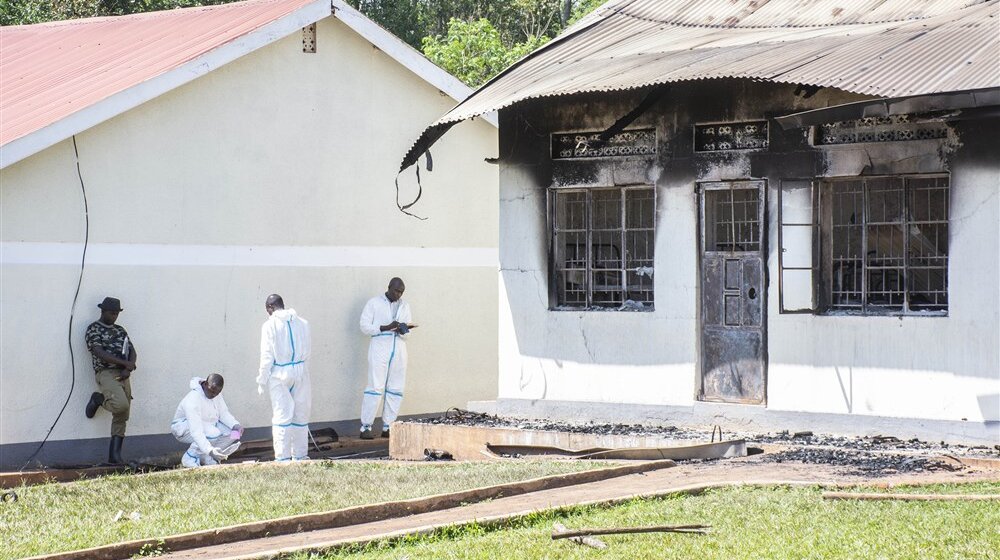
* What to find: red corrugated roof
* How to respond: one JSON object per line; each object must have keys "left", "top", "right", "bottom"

{"left": 0, "top": 0, "right": 322, "bottom": 150}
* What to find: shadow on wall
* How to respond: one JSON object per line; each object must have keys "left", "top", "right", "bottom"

{"left": 978, "top": 393, "right": 1000, "bottom": 423}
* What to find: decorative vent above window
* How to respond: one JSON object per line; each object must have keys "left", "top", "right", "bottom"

{"left": 551, "top": 128, "right": 656, "bottom": 160}
{"left": 694, "top": 121, "right": 768, "bottom": 152}
{"left": 815, "top": 115, "right": 947, "bottom": 145}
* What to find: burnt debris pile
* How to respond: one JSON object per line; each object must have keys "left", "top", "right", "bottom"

{"left": 762, "top": 448, "right": 961, "bottom": 477}
{"left": 418, "top": 409, "right": 707, "bottom": 439}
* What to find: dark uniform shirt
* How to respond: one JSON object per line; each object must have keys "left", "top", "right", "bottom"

{"left": 85, "top": 321, "right": 132, "bottom": 372}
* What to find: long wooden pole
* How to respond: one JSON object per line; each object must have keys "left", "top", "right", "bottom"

{"left": 552, "top": 524, "right": 710, "bottom": 540}
{"left": 823, "top": 492, "right": 1000, "bottom": 502}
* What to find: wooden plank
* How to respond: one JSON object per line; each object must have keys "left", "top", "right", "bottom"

{"left": 486, "top": 440, "right": 747, "bottom": 461}
{"left": 1, "top": 466, "right": 129, "bottom": 489}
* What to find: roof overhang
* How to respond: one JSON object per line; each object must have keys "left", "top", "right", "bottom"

{"left": 400, "top": 0, "right": 1000, "bottom": 172}
{"left": 775, "top": 87, "right": 1000, "bottom": 129}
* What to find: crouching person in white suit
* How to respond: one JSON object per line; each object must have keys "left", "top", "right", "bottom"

{"left": 171, "top": 373, "right": 242, "bottom": 468}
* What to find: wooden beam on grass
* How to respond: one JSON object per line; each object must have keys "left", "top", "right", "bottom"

{"left": 823, "top": 492, "right": 1000, "bottom": 502}
{"left": 551, "top": 524, "right": 710, "bottom": 540}
{"left": 553, "top": 522, "right": 607, "bottom": 549}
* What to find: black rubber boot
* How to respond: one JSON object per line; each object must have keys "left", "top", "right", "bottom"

{"left": 85, "top": 392, "right": 104, "bottom": 419}
{"left": 109, "top": 435, "right": 124, "bottom": 464}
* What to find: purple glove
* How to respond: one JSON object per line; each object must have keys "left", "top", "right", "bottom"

{"left": 231, "top": 426, "right": 243, "bottom": 440}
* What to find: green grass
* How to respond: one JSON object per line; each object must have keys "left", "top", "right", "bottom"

{"left": 301, "top": 482, "right": 1000, "bottom": 560}
{"left": 0, "top": 460, "right": 609, "bottom": 559}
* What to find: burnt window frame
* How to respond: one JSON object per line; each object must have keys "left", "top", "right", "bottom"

{"left": 548, "top": 185, "right": 656, "bottom": 311}
{"left": 777, "top": 173, "right": 950, "bottom": 316}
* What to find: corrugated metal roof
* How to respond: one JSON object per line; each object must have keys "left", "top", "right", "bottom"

{"left": 402, "top": 0, "right": 999, "bottom": 169}
{"left": 0, "top": 0, "right": 323, "bottom": 150}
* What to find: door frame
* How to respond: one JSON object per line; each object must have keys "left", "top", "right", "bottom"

{"left": 695, "top": 179, "right": 769, "bottom": 405}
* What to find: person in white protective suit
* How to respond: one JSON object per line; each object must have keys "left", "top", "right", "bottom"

{"left": 171, "top": 374, "right": 242, "bottom": 468}
{"left": 359, "top": 277, "right": 416, "bottom": 439}
{"left": 257, "top": 294, "right": 312, "bottom": 461}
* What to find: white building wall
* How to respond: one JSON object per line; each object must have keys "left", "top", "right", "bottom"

{"left": 0, "top": 16, "right": 498, "bottom": 448}
{"left": 766, "top": 160, "right": 1000, "bottom": 423}
{"left": 497, "top": 161, "right": 698, "bottom": 406}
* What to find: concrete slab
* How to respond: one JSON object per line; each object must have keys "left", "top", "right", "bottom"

{"left": 390, "top": 421, "right": 739, "bottom": 461}
{"left": 467, "top": 399, "right": 1000, "bottom": 446}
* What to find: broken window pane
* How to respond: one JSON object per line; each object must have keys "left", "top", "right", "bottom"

{"left": 906, "top": 176, "right": 949, "bottom": 311}
{"left": 704, "top": 186, "right": 760, "bottom": 252}
{"left": 555, "top": 191, "right": 586, "bottom": 230}
{"left": 551, "top": 186, "right": 655, "bottom": 310}
{"left": 822, "top": 175, "right": 949, "bottom": 315}
{"left": 625, "top": 188, "right": 655, "bottom": 228}
{"left": 590, "top": 189, "right": 622, "bottom": 230}
{"left": 829, "top": 181, "right": 865, "bottom": 310}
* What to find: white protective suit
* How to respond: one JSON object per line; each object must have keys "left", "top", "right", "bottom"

{"left": 171, "top": 377, "right": 240, "bottom": 468}
{"left": 257, "top": 308, "right": 311, "bottom": 461}
{"left": 359, "top": 294, "right": 412, "bottom": 431}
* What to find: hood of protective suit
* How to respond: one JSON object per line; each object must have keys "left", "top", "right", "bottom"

{"left": 189, "top": 377, "right": 205, "bottom": 391}
{"left": 272, "top": 308, "right": 298, "bottom": 321}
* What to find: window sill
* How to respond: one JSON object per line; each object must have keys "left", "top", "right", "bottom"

{"left": 550, "top": 306, "right": 655, "bottom": 313}
{"left": 817, "top": 310, "right": 948, "bottom": 318}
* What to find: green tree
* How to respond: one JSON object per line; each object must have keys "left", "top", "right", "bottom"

{"left": 349, "top": 0, "right": 567, "bottom": 50}
{"left": 1, "top": 0, "right": 237, "bottom": 25}
{"left": 566, "top": 0, "right": 604, "bottom": 25}
{"left": 345, "top": 0, "right": 425, "bottom": 48}
{"left": 421, "top": 17, "right": 548, "bottom": 87}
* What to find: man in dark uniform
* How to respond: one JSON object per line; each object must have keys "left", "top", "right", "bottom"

{"left": 84, "top": 297, "right": 137, "bottom": 464}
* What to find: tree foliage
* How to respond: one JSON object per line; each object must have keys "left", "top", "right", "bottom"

{"left": 413, "top": 0, "right": 602, "bottom": 86}
{"left": 0, "top": 0, "right": 234, "bottom": 25}
{"left": 421, "top": 17, "right": 548, "bottom": 87}
{"left": 348, "top": 0, "right": 564, "bottom": 50}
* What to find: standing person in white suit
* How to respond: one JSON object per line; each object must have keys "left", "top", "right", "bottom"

{"left": 359, "top": 277, "right": 416, "bottom": 439}
{"left": 171, "top": 373, "right": 242, "bottom": 468}
{"left": 257, "top": 294, "right": 312, "bottom": 461}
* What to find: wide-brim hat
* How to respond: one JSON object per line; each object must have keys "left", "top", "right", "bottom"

{"left": 98, "top": 297, "right": 123, "bottom": 312}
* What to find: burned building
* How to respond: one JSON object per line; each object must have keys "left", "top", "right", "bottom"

{"left": 404, "top": 0, "right": 1000, "bottom": 443}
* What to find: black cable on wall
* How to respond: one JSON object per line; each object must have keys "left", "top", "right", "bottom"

{"left": 20, "top": 135, "right": 90, "bottom": 469}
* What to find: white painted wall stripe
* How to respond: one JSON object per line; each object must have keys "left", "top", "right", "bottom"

{"left": 0, "top": 243, "right": 498, "bottom": 268}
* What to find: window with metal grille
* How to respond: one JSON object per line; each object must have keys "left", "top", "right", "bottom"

{"left": 777, "top": 174, "right": 949, "bottom": 315}
{"left": 703, "top": 185, "right": 761, "bottom": 253}
{"left": 551, "top": 186, "right": 655, "bottom": 310}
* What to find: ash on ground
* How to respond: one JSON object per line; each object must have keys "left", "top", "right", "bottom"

{"left": 416, "top": 410, "right": 997, "bottom": 471}
{"left": 748, "top": 430, "right": 998, "bottom": 458}
{"left": 761, "top": 448, "right": 960, "bottom": 477}
{"left": 417, "top": 409, "right": 708, "bottom": 440}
